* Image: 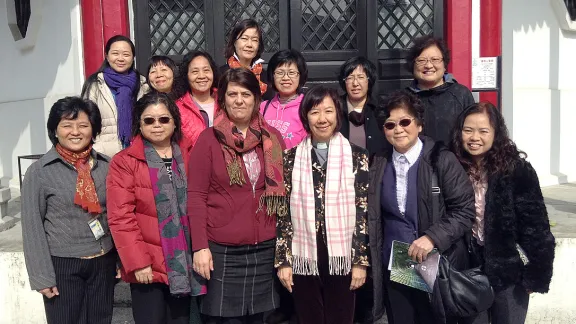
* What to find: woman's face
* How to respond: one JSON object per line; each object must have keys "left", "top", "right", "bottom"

{"left": 462, "top": 112, "right": 495, "bottom": 162}
{"left": 106, "top": 41, "right": 134, "bottom": 73}
{"left": 383, "top": 107, "right": 422, "bottom": 154}
{"left": 307, "top": 96, "right": 338, "bottom": 143}
{"left": 345, "top": 66, "right": 369, "bottom": 103}
{"left": 234, "top": 28, "right": 260, "bottom": 64}
{"left": 148, "top": 63, "right": 174, "bottom": 93}
{"left": 139, "top": 103, "right": 175, "bottom": 146}
{"left": 187, "top": 56, "right": 214, "bottom": 95}
{"left": 224, "top": 82, "right": 256, "bottom": 126}
{"left": 56, "top": 111, "right": 93, "bottom": 153}
{"left": 413, "top": 45, "right": 446, "bottom": 88}
{"left": 273, "top": 62, "right": 300, "bottom": 97}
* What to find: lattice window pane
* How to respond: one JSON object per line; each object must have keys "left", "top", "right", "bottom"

{"left": 377, "top": 0, "right": 434, "bottom": 50}
{"left": 149, "top": 0, "right": 205, "bottom": 55}
{"left": 301, "top": 0, "right": 357, "bottom": 51}
{"left": 224, "top": 0, "right": 280, "bottom": 53}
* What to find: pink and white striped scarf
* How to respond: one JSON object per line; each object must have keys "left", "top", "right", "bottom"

{"left": 290, "top": 133, "right": 356, "bottom": 276}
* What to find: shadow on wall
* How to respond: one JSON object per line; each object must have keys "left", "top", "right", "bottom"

{"left": 502, "top": 0, "right": 575, "bottom": 182}
{"left": 0, "top": 0, "right": 75, "bottom": 186}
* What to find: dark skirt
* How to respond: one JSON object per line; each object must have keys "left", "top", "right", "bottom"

{"left": 200, "top": 239, "right": 279, "bottom": 317}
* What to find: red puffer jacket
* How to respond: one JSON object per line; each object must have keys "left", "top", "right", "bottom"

{"left": 106, "top": 135, "right": 193, "bottom": 285}
{"left": 175, "top": 91, "right": 220, "bottom": 146}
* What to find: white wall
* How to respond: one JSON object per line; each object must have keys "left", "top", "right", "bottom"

{"left": 0, "top": 0, "right": 84, "bottom": 187}
{"left": 502, "top": 0, "right": 576, "bottom": 185}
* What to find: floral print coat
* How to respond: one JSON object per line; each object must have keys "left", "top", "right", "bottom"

{"left": 275, "top": 142, "right": 370, "bottom": 268}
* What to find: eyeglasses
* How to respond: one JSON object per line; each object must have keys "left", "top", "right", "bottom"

{"left": 274, "top": 70, "right": 300, "bottom": 78}
{"left": 344, "top": 74, "right": 368, "bottom": 83}
{"left": 142, "top": 116, "right": 172, "bottom": 125}
{"left": 383, "top": 118, "right": 415, "bottom": 130}
{"left": 414, "top": 57, "right": 443, "bottom": 66}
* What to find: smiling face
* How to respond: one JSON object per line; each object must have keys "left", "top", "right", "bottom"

{"left": 462, "top": 112, "right": 495, "bottom": 163}
{"left": 307, "top": 96, "right": 338, "bottom": 142}
{"left": 187, "top": 55, "right": 214, "bottom": 96}
{"left": 345, "top": 66, "right": 369, "bottom": 103}
{"left": 224, "top": 82, "right": 256, "bottom": 126}
{"left": 139, "top": 103, "right": 175, "bottom": 146}
{"left": 234, "top": 28, "right": 260, "bottom": 65}
{"left": 383, "top": 107, "right": 422, "bottom": 154}
{"left": 106, "top": 41, "right": 134, "bottom": 73}
{"left": 148, "top": 63, "right": 174, "bottom": 93}
{"left": 413, "top": 45, "right": 446, "bottom": 89}
{"left": 56, "top": 111, "right": 93, "bottom": 153}
{"left": 273, "top": 62, "right": 300, "bottom": 97}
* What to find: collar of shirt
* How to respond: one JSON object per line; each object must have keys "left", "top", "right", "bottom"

{"left": 392, "top": 138, "right": 423, "bottom": 167}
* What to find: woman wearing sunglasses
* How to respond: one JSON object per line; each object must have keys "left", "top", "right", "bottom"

{"left": 367, "top": 90, "right": 475, "bottom": 324}
{"left": 450, "top": 102, "right": 555, "bottom": 324}
{"left": 107, "top": 92, "right": 205, "bottom": 324}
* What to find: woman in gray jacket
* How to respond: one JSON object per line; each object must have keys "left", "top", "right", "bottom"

{"left": 21, "top": 97, "right": 117, "bottom": 324}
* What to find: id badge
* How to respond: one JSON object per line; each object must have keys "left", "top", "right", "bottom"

{"left": 88, "top": 218, "right": 105, "bottom": 240}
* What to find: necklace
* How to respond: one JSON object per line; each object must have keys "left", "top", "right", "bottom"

{"left": 156, "top": 146, "right": 171, "bottom": 158}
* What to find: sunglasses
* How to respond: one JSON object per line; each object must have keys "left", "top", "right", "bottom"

{"left": 142, "top": 116, "right": 172, "bottom": 125}
{"left": 383, "top": 118, "right": 415, "bottom": 130}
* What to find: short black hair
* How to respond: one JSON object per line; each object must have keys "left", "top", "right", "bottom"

{"left": 47, "top": 96, "right": 102, "bottom": 146}
{"left": 338, "top": 56, "right": 377, "bottom": 96}
{"left": 224, "top": 19, "right": 264, "bottom": 63}
{"left": 131, "top": 92, "right": 183, "bottom": 143}
{"left": 406, "top": 35, "right": 451, "bottom": 73}
{"left": 376, "top": 90, "right": 425, "bottom": 132}
{"left": 299, "top": 85, "right": 343, "bottom": 134}
{"left": 266, "top": 49, "right": 308, "bottom": 92}
{"left": 173, "top": 50, "right": 219, "bottom": 99}
{"left": 217, "top": 68, "right": 263, "bottom": 120}
{"left": 145, "top": 55, "right": 177, "bottom": 90}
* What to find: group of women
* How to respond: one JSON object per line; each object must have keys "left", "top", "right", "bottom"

{"left": 21, "top": 18, "right": 555, "bottom": 324}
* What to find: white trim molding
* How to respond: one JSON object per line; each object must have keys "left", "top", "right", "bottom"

{"left": 5, "top": 0, "right": 44, "bottom": 50}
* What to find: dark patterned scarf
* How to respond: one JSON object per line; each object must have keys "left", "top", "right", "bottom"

{"left": 212, "top": 109, "right": 286, "bottom": 216}
{"left": 144, "top": 140, "right": 207, "bottom": 296}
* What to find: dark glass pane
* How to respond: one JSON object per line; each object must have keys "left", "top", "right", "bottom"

{"left": 301, "top": 0, "right": 357, "bottom": 51}
{"left": 566, "top": 0, "right": 576, "bottom": 21}
{"left": 149, "top": 0, "right": 205, "bottom": 55}
{"left": 15, "top": 0, "right": 31, "bottom": 38}
{"left": 224, "top": 0, "right": 280, "bottom": 53}
{"left": 377, "top": 0, "right": 434, "bottom": 50}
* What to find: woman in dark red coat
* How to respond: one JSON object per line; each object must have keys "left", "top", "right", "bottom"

{"left": 107, "top": 92, "right": 205, "bottom": 324}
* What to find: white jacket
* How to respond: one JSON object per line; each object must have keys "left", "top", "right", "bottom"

{"left": 83, "top": 72, "right": 148, "bottom": 157}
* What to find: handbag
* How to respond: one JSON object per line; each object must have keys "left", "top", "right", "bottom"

{"left": 432, "top": 256, "right": 494, "bottom": 317}
{"left": 429, "top": 152, "right": 494, "bottom": 319}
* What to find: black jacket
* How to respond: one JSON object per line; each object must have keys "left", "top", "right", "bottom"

{"left": 339, "top": 95, "right": 390, "bottom": 161}
{"left": 367, "top": 136, "right": 475, "bottom": 321}
{"left": 407, "top": 74, "right": 475, "bottom": 144}
{"left": 218, "top": 64, "right": 275, "bottom": 101}
{"left": 482, "top": 160, "right": 555, "bottom": 292}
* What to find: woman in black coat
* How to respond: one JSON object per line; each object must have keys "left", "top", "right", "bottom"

{"left": 367, "top": 90, "right": 475, "bottom": 324}
{"left": 450, "top": 102, "right": 555, "bottom": 324}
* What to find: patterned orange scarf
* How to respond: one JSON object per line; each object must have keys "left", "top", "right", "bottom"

{"left": 212, "top": 109, "right": 285, "bottom": 216}
{"left": 55, "top": 144, "right": 102, "bottom": 214}
{"left": 227, "top": 56, "right": 268, "bottom": 95}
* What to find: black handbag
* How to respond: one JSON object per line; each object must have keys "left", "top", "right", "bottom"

{"left": 432, "top": 256, "right": 494, "bottom": 318}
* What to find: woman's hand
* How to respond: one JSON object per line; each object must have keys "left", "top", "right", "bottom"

{"left": 277, "top": 266, "right": 293, "bottom": 293}
{"left": 38, "top": 287, "right": 59, "bottom": 299}
{"left": 350, "top": 265, "right": 367, "bottom": 290}
{"left": 193, "top": 249, "right": 214, "bottom": 280}
{"left": 408, "top": 235, "right": 435, "bottom": 263}
{"left": 134, "top": 265, "right": 154, "bottom": 284}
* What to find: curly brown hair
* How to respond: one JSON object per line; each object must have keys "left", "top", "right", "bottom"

{"left": 450, "top": 102, "right": 527, "bottom": 179}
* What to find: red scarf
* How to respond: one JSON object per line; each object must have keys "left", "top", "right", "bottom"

{"left": 227, "top": 56, "right": 268, "bottom": 95}
{"left": 55, "top": 144, "right": 102, "bottom": 214}
{"left": 212, "top": 109, "right": 285, "bottom": 216}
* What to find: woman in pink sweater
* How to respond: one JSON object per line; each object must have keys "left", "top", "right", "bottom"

{"left": 260, "top": 49, "right": 308, "bottom": 149}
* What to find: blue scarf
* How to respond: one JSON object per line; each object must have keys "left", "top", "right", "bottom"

{"left": 103, "top": 67, "right": 138, "bottom": 147}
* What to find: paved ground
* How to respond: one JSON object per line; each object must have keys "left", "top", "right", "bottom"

{"left": 1, "top": 183, "right": 574, "bottom": 323}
